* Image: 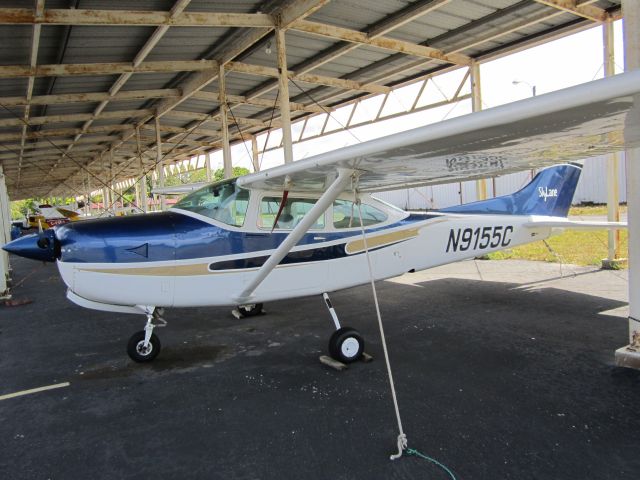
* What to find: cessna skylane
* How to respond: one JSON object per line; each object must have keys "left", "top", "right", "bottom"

{"left": 4, "top": 71, "right": 639, "bottom": 363}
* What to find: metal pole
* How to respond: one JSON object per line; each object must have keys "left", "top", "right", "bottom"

{"left": 603, "top": 19, "right": 622, "bottom": 268}
{"left": 0, "top": 164, "right": 10, "bottom": 298}
{"left": 616, "top": 0, "right": 640, "bottom": 368}
{"left": 470, "top": 62, "right": 487, "bottom": 200}
{"left": 251, "top": 135, "right": 260, "bottom": 172}
{"left": 218, "top": 62, "right": 233, "bottom": 179}
{"left": 135, "top": 127, "right": 148, "bottom": 213}
{"left": 205, "top": 152, "right": 212, "bottom": 182}
{"left": 276, "top": 29, "right": 294, "bottom": 165}
{"left": 155, "top": 116, "right": 166, "bottom": 211}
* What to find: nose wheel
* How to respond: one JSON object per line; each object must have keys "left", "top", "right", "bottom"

{"left": 127, "top": 307, "right": 166, "bottom": 362}
{"left": 127, "top": 330, "right": 161, "bottom": 363}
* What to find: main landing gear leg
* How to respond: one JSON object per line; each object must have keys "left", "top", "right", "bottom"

{"left": 322, "top": 293, "right": 365, "bottom": 365}
{"left": 127, "top": 307, "right": 166, "bottom": 363}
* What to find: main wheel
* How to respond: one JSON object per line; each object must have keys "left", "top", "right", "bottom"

{"left": 237, "top": 303, "right": 263, "bottom": 318}
{"left": 127, "top": 330, "right": 161, "bottom": 363}
{"left": 328, "top": 327, "right": 364, "bottom": 364}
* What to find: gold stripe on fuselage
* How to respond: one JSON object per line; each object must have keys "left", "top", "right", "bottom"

{"left": 79, "top": 263, "right": 212, "bottom": 276}
{"left": 345, "top": 227, "right": 420, "bottom": 255}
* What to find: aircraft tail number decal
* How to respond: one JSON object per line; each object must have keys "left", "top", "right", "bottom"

{"left": 446, "top": 225, "right": 513, "bottom": 253}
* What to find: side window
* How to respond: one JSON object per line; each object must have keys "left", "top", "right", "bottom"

{"left": 259, "top": 196, "right": 324, "bottom": 230}
{"left": 333, "top": 200, "right": 387, "bottom": 229}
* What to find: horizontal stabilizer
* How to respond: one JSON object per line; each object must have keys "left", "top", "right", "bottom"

{"left": 524, "top": 219, "right": 627, "bottom": 230}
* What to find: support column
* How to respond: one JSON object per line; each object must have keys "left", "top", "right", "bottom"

{"left": 218, "top": 63, "right": 233, "bottom": 179}
{"left": 85, "top": 173, "right": 91, "bottom": 217}
{"left": 102, "top": 186, "right": 109, "bottom": 215}
{"left": 205, "top": 152, "right": 212, "bottom": 182}
{"left": 0, "top": 165, "right": 10, "bottom": 298}
{"left": 276, "top": 29, "right": 294, "bottom": 165}
{"left": 603, "top": 20, "right": 623, "bottom": 269}
{"left": 470, "top": 62, "right": 487, "bottom": 200}
{"left": 135, "top": 127, "right": 148, "bottom": 213}
{"left": 251, "top": 135, "right": 260, "bottom": 172}
{"left": 616, "top": 0, "right": 640, "bottom": 368}
{"left": 155, "top": 116, "right": 166, "bottom": 211}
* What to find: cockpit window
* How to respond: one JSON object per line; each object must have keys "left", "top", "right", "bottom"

{"left": 173, "top": 179, "right": 249, "bottom": 227}
{"left": 259, "top": 196, "right": 324, "bottom": 230}
{"left": 333, "top": 200, "right": 387, "bottom": 229}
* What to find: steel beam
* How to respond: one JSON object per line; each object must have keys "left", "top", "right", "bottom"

{"left": 602, "top": 19, "right": 622, "bottom": 268}
{"left": 0, "top": 8, "right": 274, "bottom": 27}
{"left": 219, "top": 63, "right": 232, "bottom": 179}
{"left": 616, "top": 0, "right": 640, "bottom": 369}
{"left": 533, "top": 0, "right": 609, "bottom": 22}
{"left": 155, "top": 117, "right": 166, "bottom": 211}
{"left": 0, "top": 164, "right": 10, "bottom": 298}
{"left": 276, "top": 29, "right": 293, "bottom": 164}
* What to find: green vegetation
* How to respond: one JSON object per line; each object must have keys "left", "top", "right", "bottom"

{"left": 164, "top": 166, "right": 250, "bottom": 187}
{"left": 569, "top": 204, "right": 627, "bottom": 216}
{"left": 487, "top": 206, "right": 628, "bottom": 267}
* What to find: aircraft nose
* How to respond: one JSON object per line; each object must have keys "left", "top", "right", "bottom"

{"left": 2, "top": 229, "right": 59, "bottom": 262}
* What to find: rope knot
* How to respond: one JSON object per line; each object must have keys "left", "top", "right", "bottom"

{"left": 390, "top": 433, "right": 408, "bottom": 460}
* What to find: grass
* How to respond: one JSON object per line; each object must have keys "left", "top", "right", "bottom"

{"left": 569, "top": 205, "right": 627, "bottom": 216}
{"left": 487, "top": 206, "right": 628, "bottom": 268}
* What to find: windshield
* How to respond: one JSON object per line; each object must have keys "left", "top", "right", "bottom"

{"left": 172, "top": 179, "right": 249, "bottom": 227}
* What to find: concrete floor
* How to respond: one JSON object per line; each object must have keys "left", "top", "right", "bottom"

{"left": 1, "top": 256, "right": 638, "bottom": 480}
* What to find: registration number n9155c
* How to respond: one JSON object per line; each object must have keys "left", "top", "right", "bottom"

{"left": 446, "top": 225, "right": 513, "bottom": 253}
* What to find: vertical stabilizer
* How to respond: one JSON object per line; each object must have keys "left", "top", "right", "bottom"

{"left": 440, "top": 164, "right": 582, "bottom": 217}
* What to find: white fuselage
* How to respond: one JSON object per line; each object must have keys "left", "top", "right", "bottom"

{"left": 58, "top": 208, "right": 550, "bottom": 313}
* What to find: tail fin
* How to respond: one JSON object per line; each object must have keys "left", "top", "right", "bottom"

{"left": 440, "top": 164, "right": 582, "bottom": 217}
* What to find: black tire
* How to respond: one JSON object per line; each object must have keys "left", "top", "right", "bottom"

{"left": 127, "top": 330, "right": 161, "bottom": 363}
{"left": 328, "top": 327, "right": 364, "bottom": 364}
{"left": 237, "top": 303, "right": 263, "bottom": 318}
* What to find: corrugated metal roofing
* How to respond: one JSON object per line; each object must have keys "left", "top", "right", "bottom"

{"left": 0, "top": 0, "right": 622, "bottom": 199}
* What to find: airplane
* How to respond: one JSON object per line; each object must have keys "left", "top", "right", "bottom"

{"left": 21, "top": 204, "right": 81, "bottom": 230}
{"left": 3, "top": 70, "right": 639, "bottom": 364}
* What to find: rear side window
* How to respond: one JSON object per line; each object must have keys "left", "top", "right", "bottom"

{"left": 259, "top": 196, "right": 324, "bottom": 230}
{"left": 333, "top": 200, "right": 387, "bottom": 229}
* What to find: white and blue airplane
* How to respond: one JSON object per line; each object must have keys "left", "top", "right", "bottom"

{"left": 4, "top": 71, "right": 639, "bottom": 364}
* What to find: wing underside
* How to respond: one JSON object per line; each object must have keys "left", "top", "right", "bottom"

{"left": 237, "top": 71, "right": 640, "bottom": 194}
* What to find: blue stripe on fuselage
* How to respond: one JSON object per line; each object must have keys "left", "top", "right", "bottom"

{"left": 56, "top": 211, "right": 433, "bottom": 264}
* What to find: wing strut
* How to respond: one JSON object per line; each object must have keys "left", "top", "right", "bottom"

{"left": 235, "top": 168, "right": 355, "bottom": 304}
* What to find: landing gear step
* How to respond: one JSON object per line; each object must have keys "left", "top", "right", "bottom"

{"left": 319, "top": 352, "right": 373, "bottom": 371}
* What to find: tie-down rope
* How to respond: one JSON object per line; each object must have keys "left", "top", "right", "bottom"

{"left": 354, "top": 186, "right": 457, "bottom": 478}
{"left": 355, "top": 195, "right": 406, "bottom": 460}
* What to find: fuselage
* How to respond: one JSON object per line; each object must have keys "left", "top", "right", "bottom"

{"left": 5, "top": 172, "right": 567, "bottom": 313}
{"left": 53, "top": 192, "right": 549, "bottom": 310}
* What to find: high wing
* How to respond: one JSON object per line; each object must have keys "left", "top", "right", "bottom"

{"left": 151, "top": 182, "right": 208, "bottom": 195}
{"left": 237, "top": 70, "right": 640, "bottom": 194}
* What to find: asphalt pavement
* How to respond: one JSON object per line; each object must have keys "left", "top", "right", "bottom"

{"left": 0, "top": 256, "right": 637, "bottom": 480}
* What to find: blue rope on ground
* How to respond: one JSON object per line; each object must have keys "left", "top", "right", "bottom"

{"left": 406, "top": 448, "right": 457, "bottom": 480}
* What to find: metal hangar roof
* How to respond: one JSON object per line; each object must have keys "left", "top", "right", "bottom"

{"left": 0, "top": 0, "right": 622, "bottom": 199}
